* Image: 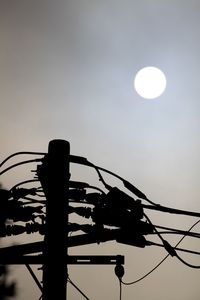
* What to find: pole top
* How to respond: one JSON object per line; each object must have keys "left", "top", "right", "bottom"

{"left": 48, "top": 139, "right": 70, "bottom": 158}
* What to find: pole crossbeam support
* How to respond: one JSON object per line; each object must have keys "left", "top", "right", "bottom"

{"left": 0, "top": 255, "right": 124, "bottom": 265}
{"left": 66, "top": 255, "right": 125, "bottom": 265}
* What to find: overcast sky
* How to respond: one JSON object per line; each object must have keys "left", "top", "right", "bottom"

{"left": 1, "top": 1, "right": 200, "bottom": 299}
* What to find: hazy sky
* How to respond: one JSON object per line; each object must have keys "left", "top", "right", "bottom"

{"left": 1, "top": 1, "right": 200, "bottom": 299}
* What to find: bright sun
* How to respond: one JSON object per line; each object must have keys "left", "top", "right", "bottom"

{"left": 134, "top": 66, "right": 167, "bottom": 99}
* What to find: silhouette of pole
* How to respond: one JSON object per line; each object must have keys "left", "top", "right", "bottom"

{"left": 38, "top": 139, "right": 70, "bottom": 300}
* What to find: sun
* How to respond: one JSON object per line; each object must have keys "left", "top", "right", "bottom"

{"left": 134, "top": 66, "right": 167, "bottom": 99}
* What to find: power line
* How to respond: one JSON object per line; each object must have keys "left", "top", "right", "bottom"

{"left": 143, "top": 203, "right": 200, "bottom": 218}
{"left": 154, "top": 224, "right": 200, "bottom": 238}
{"left": 25, "top": 264, "right": 42, "bottom": 292}
{"left": 148, "top": 241, "right": 200, "bottom": 256}
{"left": 2, "top": 146, "right": 200, "bottom": 298}
{"left": 121, "top": 219, "right": 200, "bottom": 285}
{"left": 67, "top": 276, "right": 90, "bottom": 300}
{"left": 148, "top": 231, "right": 200, "bottom": 239}
{"left": 121, "top": 255, "right": 168, "bottom": 286}
{"left": 0, "top": 159, "right": 41, "bottom": 176}
{"left": 0, "top": 151, "right": 45, "bottom": 168}
{"left": 119, "top": 279, "right": 122, "bottom": 300}
{"left": 175, "top": 253, "right": 200, "bottom": 269}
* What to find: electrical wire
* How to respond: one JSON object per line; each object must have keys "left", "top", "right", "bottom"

{"left": 119, "top": 278, "right": 122, "bottom": 300}
{"left": 3, "top": 151, "right": 200, "bottom": 283}
{"left": 154, "top": 224, "right": 200, "bottom": 238}
{"left": 0, "top": 153, "right": 195, "bottom": 218}
{"left": 143, "top": 213, "right": 165, "bottom": 244}
{"left": 145, "top": 214, "right": 200, "bottom": 261}
{"left": 77, "top": 158, "right": 200, "bottom": 219}
{"left": 22, "top": 196, "right": 45, "bottom": 204}
{"left": 68, "top": 155, "right": 149, "bottom": 202}
{"left": 25, "top": 264, "right": 43, "bottom": 292}
{"left": 94, "top": 166, "right": 112, "bottom": 191}
{"left": 4, "top": 152, "right": 195, "bottom": 217}
{"left": 92, "top": 163, "right": 200, "bottom": 219}
{"left": 175, "top": 253, "right": 200, "bottom": 269}
{"left": 148, "top": 241, "right": 200, "bottom": 256}
{"left": 121, "top": 219, "right": 200, "bottom": 285}
{"left": 93, "top": 165, "right": 158, "bottom": 205}
{"left": 86, "top": 185, "right": 106, "bottom": 194}
{"left": 67, "top": 276, "right": 90, "bottom": 300}
{"left": 148, "top": 231, "right": 200, "bottom": 239}
{"left": 0, "top": 159, "right": 41, "bottom": 176}
{"left": 122, "top": 254, "right": 169, "bottom": 286}
{"left": 94, "top": 163, "right": 200, "bottom": 218}
{"left": 92, "top": 164, "right": 200, "bottom": 218}
{"left": 143, "top": 203, "right": 200, "bottom": 218}
{"left": 5, "top": 154, "right": 196, "bottom": 218}
{"left": 175, "top": 219, "right": 200, "bottom": 248}
{"left": 0, "top": 151, "right": 46, "bottom": 168}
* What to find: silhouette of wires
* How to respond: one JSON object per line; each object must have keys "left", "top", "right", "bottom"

{"left": 25, "top": 264, "right": 42, "bottom": 292}
{"left": 143, "top": 203, "right": 200, "bottom": 218}
{"left": 175, "top": 253, "right": 200, "bottom": 268}
{"left": 121, "top": 219, "right": 200, "bottom": 285}
{"left": 2, "top": 149, "right": 200, "bottom": 296}
{"left": 154, "top": 224, "right": 200, "bottom": 238}
{"left": 0, "top": 151, "right": 46, "bottom": 168}
{"left": 116, "top": 277, "right": 122, "bottom": 300}
{"left": 115, "top": 263, "right": 124, "bottom": 300}
{"left": 2, "top": 153, "right": 200, "bottom": 253}
{"left": 148, "top": 241, "right": 200, "bottom": 256}
{"left": 0, "top": 159, "right": 42, "bottom": 176}
{"left": 67, "top": 275, "right": 90, "bottom": 300}
{"left": 119, "top": 278, "right": 122, "bottom": 300}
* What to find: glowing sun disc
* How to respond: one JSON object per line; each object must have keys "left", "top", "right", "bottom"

{"left": 134, "top": 67, "right": 167, "bottom": 99}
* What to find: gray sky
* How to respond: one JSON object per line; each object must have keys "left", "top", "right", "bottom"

{"left": 1, "top": 1, "right": 200, "bottom": 299}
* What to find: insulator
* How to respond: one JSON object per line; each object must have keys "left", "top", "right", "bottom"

{"left": 26, "top": 222, "right": 44, "bottom": 235}
{"left": 67, "top": 223, "right": 94, "bottom": 233}
{"left": 71, "top": 206, "right": 92, "bottom": 218}
{"left": 136, "top": 220, "right": 154, "bottom": 235}
{"left": 67, "top": 223, "right": 82, "bottom": 232}
{"left": 115, "top": 264, "right": 125, "bottom": 279}
{"left": 69, "top": 181, "right": 90, "bottom": 189}
{"left": 106, "top": 187, "right": 143, "bottom": 219}
{"left": 4, "top": 225, "right": 25, "bottom": 236}
{"left": 7, "top": 205, "right": 43, "bottom": 222}
{"left": 11, "top": 188, "right": 37, "bottom": 200}
{"left": 84, "top": 193, "right": 103, "bottom": 204}
{"left": 68, "top": 189, "right": 86, "bottom": 200}
{"left": 116, "top": 231, "right": 147, "bottom": 248}
{"left": 0, "top": 222, "right": 44, "bottom": 236}
{"left": 92, "top": 204, "right": 124, "bottom": 227}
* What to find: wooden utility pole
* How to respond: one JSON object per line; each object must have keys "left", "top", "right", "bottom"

{"left": 38, "top": 139, "right": 70, "bottom": 300}
{"left": 0, "top": 139, "right": 126, "bottom": 299}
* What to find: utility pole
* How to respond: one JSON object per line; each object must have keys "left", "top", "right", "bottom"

{"left": 38, "top": 139, "right": 70, "bottom": 300}
{"left": 0, "top": 139, "right": 126, "bottom": 299}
